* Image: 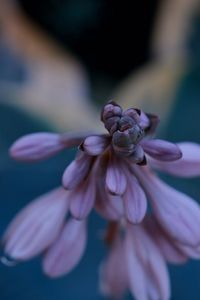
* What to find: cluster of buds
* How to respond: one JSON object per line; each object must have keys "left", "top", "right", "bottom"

{"left": 101, "top": 101, "right": 159, "bottom": 163}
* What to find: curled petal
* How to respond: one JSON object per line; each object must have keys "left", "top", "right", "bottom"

{"left": 99, "top": 237, "right": 128, "bottom": 298}
{"left": 3, "top": 188, "right": 69, "bottom": 260}
{"left": 62, "top": 152, "right": 93, "bottom": 190}
{"left": 141, "top": 139, "right": 182, "bottom": 161}
{"left": 70, "top": 177, "right": 96, "bottom": 220}
{"left": 10, "top": 133, "right": 65, "bottom": 162}
{"left": 134, "top": 166, "right": 200, "bottom": 247}
{"left": 149, "top": 142, "right": 200, "bottom": 177}
{"left": 123, "top": 177, "right": 147, "bottom": 224}
{"left": 43, "top": 219, "right": 87, "bottom": 277}
{"left": 81, "top": 135, "right": 110, "bottom": 156}
{"left": 123, "top": 108, "right": 140, "bottom": 123}
{"left": 101, "top": 102, "right": 122, "bottom": 122}
{"left": 105, "top": 156, "right": 127, "bottom": 195}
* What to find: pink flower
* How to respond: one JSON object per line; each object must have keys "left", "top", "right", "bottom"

{"left": 2, "top": 101, "right": 200, "bottom": 299}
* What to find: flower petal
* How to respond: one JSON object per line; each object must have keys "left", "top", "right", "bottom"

{"left": 69, "top": 177, "right": 96, "bottom": 219}
{"left": 126, "top": 225, "right": 170, "bottom": 300}
{"left": 144, "top": 217, "right": 187, "bottom": 264}
{"left": 99, "top": 236, "right": 128, "bottom": 299}
{"left": 148, "top": 142, "right": 200, "bottom": 177}
{"left": 139, "top": 111, "right": 150, "bottom": 129}
{"left": 125, "top": 229, "right": 148, "bottom": 300}
{"left": 134, "top": 166, "right": 200, "bottom": 247}
{"left": 10, "top": 133, "right": 65, "bottom": 162}
{"left": 62, "top": 152, "right": 93, "bottom": 189}
{"left": 141, "top": 139, "right": 182, "bottom": 161}
{"left": 3, "top": 188, "right": 69, "bottom": 260}
{"left": 60, "top": 131, "right": 95, "bottom": 148}
{"left": 43, "top": 219, "right": 87, "bottom": 277}
{"left": 95, "top": 189, "right": 124, "bottom": 221}
{"left": 137, "top": 227, "right": 170, "bottom": 300}
{"left": 81, "top": 135, "right": 110, "bottom": 156}
{"left": 105, "top": 156, "right": 127, "bottom": 195}
{"left": 177, "top": 244, "right": 200, "bottom": 259}
{"left": 123, "top": 177, "right": 147, "bottom": 224}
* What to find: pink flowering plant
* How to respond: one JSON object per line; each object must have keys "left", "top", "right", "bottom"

{"left": 2, "top": 101, "right": 200, "bottom": 300}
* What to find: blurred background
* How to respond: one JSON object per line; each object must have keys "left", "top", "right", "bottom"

{"left": 0, "top": 0, "right": 200, "bottom": 299}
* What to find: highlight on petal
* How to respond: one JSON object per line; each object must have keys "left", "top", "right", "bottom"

{"left": 148, "top": 142, "right": 200, "bottom": 177}
{"left": 105, "top": 156, "right": 127, "bottom": 195}
{"left": 3, "top": 188, "right": 69, "bottom": 260}
{"left": 99, "top": 236, "right": 128, "bottom": 299}
{"left": 62, "top": 152, "right": 93, "bottom": 189}
{"left": 141, "top": 139, "right": 182, "bottom": 161}
{"left": 69, "top": 176, "right": 96, "bottom": 220}
{"left": 134, "top": 166, "right": 200, "bottom": 247}
{"left": 43, "top": 219, "right": 87, "bottom": 278}
{"left": 9, "top": 133, "right": 65, "bottom": 162}
{"left": 81, "top": 135, "right": 110, "bottom": 156}
{"left": 123, "top": 176, "right": 147, "bottom": 224}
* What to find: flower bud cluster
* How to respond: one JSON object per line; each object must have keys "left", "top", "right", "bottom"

{"left": 101, "top": 101, "right": 144, "bottom": 156}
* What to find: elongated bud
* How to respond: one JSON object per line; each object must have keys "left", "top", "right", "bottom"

{"left": 10, "top": 133, "right": 65, "bottom": 162}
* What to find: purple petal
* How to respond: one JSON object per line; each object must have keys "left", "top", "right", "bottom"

{"left": 148, "top": 142, "right": 200, "bottom": 177}
{"left": 95, "top": 190, "right": 124, "bottom": 221}
{"left": 69, "top": 177, "right": 96, "bottom": 219}
{"left": 10, "top": 133, "right": 65, "bottom": 162}
{"left": 125, "top": 229, "right": 148, "bottom": 300}
{"left": 137, "top": 227, "right": 170, "bottom": 300}
{"left": 141, "top": 139, "right": 182, "bottom": 161}
{"left": 125, "top": 216, "right": 169, "bottom": 300}
{"left": 145, "top": 113, "right": 160, "bottom": 135}
{"left": 144, "top": 217, "right": 187, "bottom": 264}
{"left": 123, "top": 177, "right": 147, "bottom": 224}
{"left": 105, "top": 156, "right": 127, "bottom": 195}
{"left": 3, "top": 188, "right": 69, "bottom": 260}
{"left": 60, "top": 131, "right": 96, "bottom": 148}
{"left": 99, "top": 236, "right": 128, "bottom": 298}
{"left": 139, "top": 111, "right": 150, "bottom": 129}
{"left": 81, "top": 135, "right": 110, "bottom": 156}
{"left": 43, "top": 219, "right": 87, "bottom": 277}
{"left": 62, "top": 152, "right": 93, "bottom": 189}
{"left": 134, "top": 166, "right": 200, "bottom": 247}
{"left": 177, "top": 243, "right": 200, "bottom": 259}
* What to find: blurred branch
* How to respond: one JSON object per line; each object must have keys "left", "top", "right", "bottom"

{"left": 116, "top": 0, "right": 199, "bottom": 128}
{"left": 0, "top": 0, "right": 100, "bottom": 131}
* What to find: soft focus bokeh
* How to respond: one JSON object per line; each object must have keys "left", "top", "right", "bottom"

{"left": 0, "top": 0, "right": 200, "bottom": 299}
